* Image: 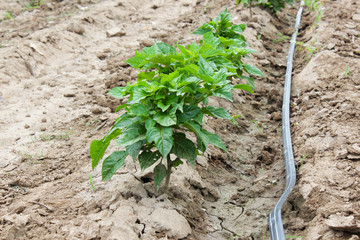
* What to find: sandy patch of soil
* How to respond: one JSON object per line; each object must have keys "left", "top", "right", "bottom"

{"left": 284, "top": 0, "right": 360, "bottom": 239}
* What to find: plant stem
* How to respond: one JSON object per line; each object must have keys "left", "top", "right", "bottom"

{"left": 196, "top": 86, "right": 219, "bottom": 104}
{"left": 164, "top": 155, "right": 172, "bottom": 193}
{"left": 250, "top": 0, "right": 253, "bottom": 18}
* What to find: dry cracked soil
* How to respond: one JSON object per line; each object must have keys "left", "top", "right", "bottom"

{"left": 0, "top": 0, "right": 359, "bottom": 239}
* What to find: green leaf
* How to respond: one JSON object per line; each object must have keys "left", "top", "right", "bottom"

{"left": 115, "top": 103, "right": 129, "bottom": 112}
{"left": 241, "top": 76, "right": 256, "bottom": 91}
{"left": 231, "top": 24, "right": 246, "bottom": 34}
{"left": 154, "top": 164, "right": 167, "bottom": 189}
{"left": 214, "top": 84, "right": 234, "bottom": 101}
{"left": 145, "top": 119, "right": 156, "bottom": 130}
{"left": 90, "top": 140, "right": 111, "bottom": 170}
{"left": 147, "top": 54, "right": 173, "bottom": 68}
{"left": 193, "top": 111, "right": 203, "bottom": 125}
{"left": 200, "top": 44, "right": 223, "bottom": 58}
{"left": 157, "top": 101, "right": 171, "bottom": 112}
{"left": 113, "top": 115, "right": 146, "bottom": 130}
{"left": 196, "top": 135, "right": 206, "bottom": 153}
{"left": 108, "top": 87, "right": 127, "bottom": 98}
{"left": 234, "top": 84, "right": 254, "bottom": 93}
{"left": 138, "top": 149, "right": 162, "bottom": 171}
{"left": 138, "top": 71, "right": 156, "bottom": 81}
{"left": 155, "top": 41, "right": 177, "bottom": 54}
{"left": 131, "top": 87, "right": 149, "bottom": 103}
{"left": 193, "top": 24, "right": 212, "bottom": 35}
{"left": 154, "top": 109, "right": 177, "bottom": 127}
{"left": 242, "top": 0, "right": 250, "bottom": 6}
{"left": 202, "top": 33, "right": 221, "bottom": 48}
{"left": 215, "top": 8, "right": 231, "bottom": 22}
{"left": 177, "top": 76, "right": 199, "bottom": 88}
{"left": 126, "top": 140, "right": 146, "bottom": 161}
{"left": 178, "top": 86, "right": 196, "bottom": 96}
{"left": 234, "top": 47, "right": 257, "bottom": 55}
{"left": 213, "top": 68, "right": 228, "bottom": 85}
{"left": 202, "top": 106, "right": 236, "bottom": 123}
{"left": 89, "top": 172, "right": 95, "bottom": 191}
{"left": 198, "top": 55, "right": 214, "bottom": 77}
{"left": 126, "top": 53, "right": 145, "bottom": 68}
{"left": 188, "top": 41, "right": 200, "bottom": 53}
{"left": 177, "top": 44, "right": 192, "bottom": 58}
{"left": 117, "top": 123, "right": 146, "bottom": 147}
{"left": 90, "top": 128, "right": 121, "bottom": 170}
{"left": 207, "top": 55, "right": 234, "bottom": 69}
{"left": 155, "top": 92, "right": 166, "bottom": 100}
{"left": 172, "top": 133, "right": 197, "bottom": 165}
{"left": 172, "top": 158, "right": 183, "bottom": 168}
{"left": 102, "top": 151, "right": 128, "bottom": 181}
{"left": 243, "top": 64, "right": 264, "bottom": 76}
{"left": 177, "top": 105, "right": 201, "bottom": 123}
{"left": 184, "top": 121, "right": 227, "bottom": 152}
{"left": 126, "top": 45, "right": 158, "bottom": 69}
{"left": 161, "top": 73, "right": 179, "bottom": 89}
{"left": 177, "top": 100, "right": 184, "bottom": 113}
{"left": 184, "top": 121, "right": 209, "bottom": 149}
{"left": 129, "top": 103, "right": 149, "bottom": 116}
{"left": 146, "top": 126, "right": 173, "bottom": 158}
{"left": 202, "top": 129, "right": 227, "bottom": 152}
{"left": 179, "top": 64, "right": 199, "bottom": 76}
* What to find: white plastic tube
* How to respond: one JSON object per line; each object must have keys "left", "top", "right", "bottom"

{"left": 268, "top": 1, "right": 304, "bottom": 239}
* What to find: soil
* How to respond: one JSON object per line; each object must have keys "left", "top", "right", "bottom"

{"left": 0, "top": 0, "right": 359, "bottom": 239}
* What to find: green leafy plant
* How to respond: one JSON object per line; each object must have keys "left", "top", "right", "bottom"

{"left": 90, "top": 9, "right": 263, "bottom": 191}
{"left": 304, "top": 0, "right": 323, "bottom": 25}
{"left": 295, "top": 40, "right": 320, "bottom": 61}
{"left": 344, "top": 66, "right": 351, "bottom": 77}
{"left": 273, "top": 33, "right": 320, "bottom": 61}
{"left": 250, "top": 120, "right": 263, "bottom": 133}
{"left": 5, "top": 11, "right": 14, "bottom": 20}
{"left": 236, "top": 0, "right": 294, "bottom": 15}
{"left": 296, "top": 154, "right": 309, "bottom": 171}
{"left": 343, "top": 66, "right": 353, "bottom": 81}
{"left": 273, "top": 33, "right": 290, "bottom": 43}
{"left": 24, "top": 0, "right": 45, "bottom": 10}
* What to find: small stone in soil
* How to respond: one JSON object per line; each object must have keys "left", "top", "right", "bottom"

{"left": 106, "top": 27, "right": 126, "bottom": 37}
{"left": 64, "top": 92, "right": 76, "bottom": 97}
{"left": 24, "top": 124, "right": 30, "bottom": 129}
{"left": 67, "top": 23, "right": 85, "bottom": 35}
{"left": 25, "top": 114, "right": 30, "bottom": 117}
{"left": 271, "top": 111, "right": 282, "bottom": 121}
{"left": 41, "top": 118, "right": 47, "bottom": 123}
{"left": 348, "top": 144, "right": 360, "bottom": 155}
{"left": 348, "top": 155, "right": 360, "bottom": 160}
{"left": 96, "top": 52, "right": 107, "bottom": 60}
{"left": 91, "top": 108, "right": 102, "bottom": 114}
{"left": 41, "top": 127, "right": 46, "bottom": 131}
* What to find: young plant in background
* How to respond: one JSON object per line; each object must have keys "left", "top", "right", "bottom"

{"left": 90, "top": 9, "right": 263, "bottom": 191}
{"left": 236, "top": 0, "right": 294, "bottom": 16}
{"left": 4, "top": 11, "right": 14, "bottom": 21}
{"left": 25, "top": 0, "right": 45, "bottom": 10}
{"left": 304, "top": 0, "right": 323, "bottom": 25}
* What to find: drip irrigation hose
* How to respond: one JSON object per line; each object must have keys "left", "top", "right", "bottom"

{"left": 268, "top": 1, "right": 304, "bottom": 239}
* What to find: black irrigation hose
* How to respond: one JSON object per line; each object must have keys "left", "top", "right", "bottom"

{"left": 268, "top": 1, "right": 304, "bottom": 239}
